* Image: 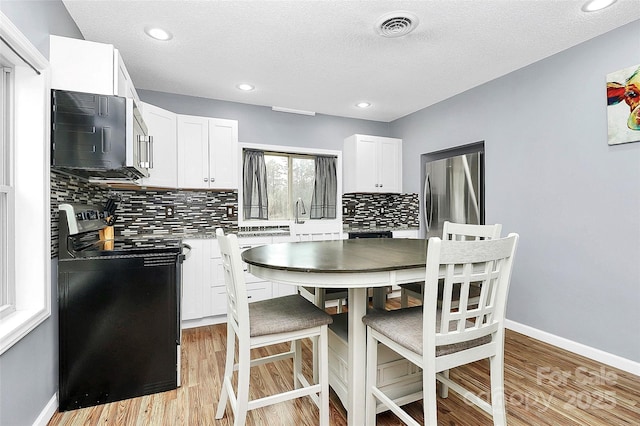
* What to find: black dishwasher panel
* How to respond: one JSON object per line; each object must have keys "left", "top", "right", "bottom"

{"left": 58, "top": 255, "right": 179, "bottom": 411}
{"left": 348, "top": 230, "right": 393, "bottom": 239}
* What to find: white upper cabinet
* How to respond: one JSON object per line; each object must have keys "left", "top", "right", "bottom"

{"left": 114, "top": 50, "right": 140, "bottom": 105}
{"left": 177, "top": 114, "right": 238, "bottom": 189}
{"left": 177, "top": 115, "right": 208, "bottom": 189}
{"left": 140, "top": 102, "right": 178, "bottom": 188}
{"left": 209, "top": 119, "right": 238, "bottom": 189}
{"left": 343, "top": 134, "right": 402, "bottom": 193}
{"left": 50, "top": 35, "right": 140, "bottom": 104}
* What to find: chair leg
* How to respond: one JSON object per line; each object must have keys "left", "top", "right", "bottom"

{"left": 234, "top": 339, "right": 251, "bottom": 426}
{"left": 311, "top": 335, "right": 319, "bottom": 384}
{"left": 215, "top": 324, "right": 235, "bottom": 419}
{"left": 293, "top": 340, "right": 302, "bottom": 389}
{"left": 319, "top": 326, "right": 330, "bottom": 426}
{"left": 439, "top": 369, "right": 450, "bottom": 398}
{"left": 400, "top": 288, "right": 409, "bottom": 308}
{"left": 489, "top": 354, "right": 507, "bottom": 426}
{"left": 423, "top": 364, "right": 438, "bottom": 426}
{"left": 365, "top": 330, "right": 378, "bottom": 426}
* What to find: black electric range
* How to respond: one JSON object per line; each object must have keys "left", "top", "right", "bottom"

{"left": 57, "top": 203, "right": 184, "bottom": 411}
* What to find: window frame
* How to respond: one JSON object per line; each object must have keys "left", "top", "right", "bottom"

{"left": 0, "top": 12, "right": 51, "bottom": 355}
{"left": 263, "top": 151, "right": 316, "bottom": 221}
{"left": 238, "top": 143, "right": 342, "bottom": 228}
{"left": 0, "top": 64, "right": 16, "bottom": 319}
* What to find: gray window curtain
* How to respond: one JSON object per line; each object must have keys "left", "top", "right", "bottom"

{"left": 310, "top": 155, "right": 337, "bottom": 219}
{"left": 243, "top": 150, "right": 268, "bottom": 220}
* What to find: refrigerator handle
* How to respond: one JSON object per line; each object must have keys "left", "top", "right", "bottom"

{"left": 423, "top": 172, "right": 432, "bottom": 233}
{"left": 461, "top": 155, "right": 481, "bottom": 223}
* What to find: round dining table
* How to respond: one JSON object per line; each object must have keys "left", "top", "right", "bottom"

{"left": 242, "top": 237, "right": 428, "bottom": 426}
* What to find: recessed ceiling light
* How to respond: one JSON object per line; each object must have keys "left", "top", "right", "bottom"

{"left": 581, "top": 0, "right": 617, "bottom": 12}
{"left": 145, "top": 27, "right": 172, "bottom": 41}
{"left": 356, "top": 102, "right": 371, "bottom": 108}
{"left": 237, "top": 83, "right": 255, "bottom": 91}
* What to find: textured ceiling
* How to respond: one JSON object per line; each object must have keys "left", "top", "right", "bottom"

{"left": 62, "top": 0, "right": 640, "bottom": 122}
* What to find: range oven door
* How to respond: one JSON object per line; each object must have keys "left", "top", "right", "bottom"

{"left": 58, "top": 253, "right": 179, "bottom": 411}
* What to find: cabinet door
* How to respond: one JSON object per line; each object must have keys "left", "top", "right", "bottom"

{"left": 208, "top": 256, "right": 227, "bottom": 316}
{"left": 208, "top": 118, "right": 238, "bottom": 189}
{"left": 140, "top": 103, "right": 178, "bottom": 188}
{"left": 178, "top": 115, "right": 210, "bottom": 189}
{"left": 114, "top": 50, "right": 141, "bottom": 105}
{"left": 392, "top": 229, "right": 419, "bottom": 238}
{"left": 355, "top": 137, "right": 379, "bottom": 192}
{"left": 344, "top": 134, "right": 402, "bottom": 193}
{"left": 210, "top": 284, "right": 228, "bottom": 317}
{"left": 378, "top": 138, "right": 402, "bottom": 193}
{"left": 50, "top": 35, "right": 115, "bottom": 95}
{"left": 181, "top": 239, "right": 209, "bottom": 321}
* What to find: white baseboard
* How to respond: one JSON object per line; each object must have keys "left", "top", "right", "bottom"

{"left": 505, "top": 319, "right": 640, "bottom": 376}
{"left": 181, "top": 315, "right": 226, "bottom": 329}
{"left": 33, "top": 393, "right": 57, "bottom": 426}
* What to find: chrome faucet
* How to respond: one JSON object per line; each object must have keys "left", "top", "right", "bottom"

{"left": 295, "top": 198, "right": 306, "bottom": 224}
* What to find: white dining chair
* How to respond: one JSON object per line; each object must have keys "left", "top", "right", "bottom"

{"left": 363, "top": 233, "right": 519, "bottom": 425}
{"left": 214, "top": 228, "right": 333, "bottom": 426}
{"left": 400, "top": 221, "right": 502, "bottom": 308}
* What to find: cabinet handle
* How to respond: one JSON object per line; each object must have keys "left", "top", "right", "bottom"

{"left": 380, "top": 184, "right": 383, "bottom": 188}
{"left": 204, "top": 178, "right": 209, "bottom": 182}
{"left": 148, "top": 136, "right": 154, "bottom": 169}
{"left": 211, "top": 177, "right": 216, "bottom": 183}
{"left": 136, "top": 134, "right": 143, "bottom": 167}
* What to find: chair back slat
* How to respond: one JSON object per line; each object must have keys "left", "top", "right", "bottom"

{"left": 216, "top": 229, "right": 250, "bottom": 335}
{"left": 425, "top": 234, "right": 518, "bottom": 349}
{"left": 443, "top": 221, "right": 502, "bottom": 241}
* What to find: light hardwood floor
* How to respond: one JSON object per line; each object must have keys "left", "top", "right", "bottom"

{"left": 48, "top": 298, "right": 640, "bottom": 425}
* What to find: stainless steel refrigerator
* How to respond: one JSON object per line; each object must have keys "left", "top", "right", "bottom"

{"left": 421, "top": 144, "right": 484, "bottom": 238}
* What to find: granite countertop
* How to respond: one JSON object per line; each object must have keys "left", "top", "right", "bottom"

{"left": 343, "top": 226, "right": 419, "bottom": 233}
{"left": 120, "top": 226, "right": 418, "bottom": 240}
{"left": 121, "top": 229, "right": 291, "bottom": 240}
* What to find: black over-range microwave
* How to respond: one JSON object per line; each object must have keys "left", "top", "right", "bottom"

{"left": 51, "top": 89, "right": 152, "bottom": 181}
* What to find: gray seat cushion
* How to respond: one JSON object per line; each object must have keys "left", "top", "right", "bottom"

{"left": 249, "top": 294, "right": 333, "bottom": 337}
{"left": 362, "top": 306, "right": 492, "bottom": 357}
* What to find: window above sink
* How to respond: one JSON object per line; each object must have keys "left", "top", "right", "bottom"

{"left": 238, "top": 143, "right": 342, "bottom": 231}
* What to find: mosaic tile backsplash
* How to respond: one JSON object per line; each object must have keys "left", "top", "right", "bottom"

{"left": 51, "top": 170, "right": 419, "bottom": 257}
{"left": 342, "top": 193, "right": 419, "bottom": 230}
{"left": 51, "top": 170, "right": 237, "bottom": 257}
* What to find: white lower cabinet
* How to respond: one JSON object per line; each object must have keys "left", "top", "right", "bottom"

{"left": 181, "top": 239, "right": 211, "bottom": 321}
{"left": 392, "top": 229, "right": 419, "bottom": 239}
{"left": 181, "top": 235, "right": 296, "bottom": 328}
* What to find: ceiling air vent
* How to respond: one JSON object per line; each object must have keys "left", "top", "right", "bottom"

{"left": 375, "top": 11, "right": 419, "bottom": 38}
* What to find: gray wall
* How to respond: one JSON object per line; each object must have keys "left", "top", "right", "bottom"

{"left": 391, "top": 20, "right": 640, "bottom": 362}
{"left": 0, "top": 0, "right": 81, "bottom": 57}
{"left": 138, "top": 90, "right": 392, "bottom": 150}
{"left": 0, "top": 2, "right": 81, "bottom": 425}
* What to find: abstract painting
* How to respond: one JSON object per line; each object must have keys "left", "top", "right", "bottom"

{"left": 607, "top": 64, "right": 640, "bottom": 145}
